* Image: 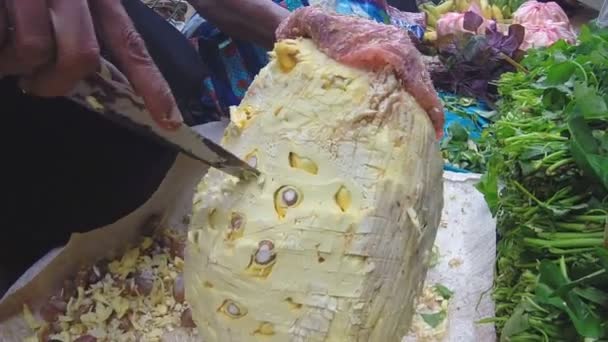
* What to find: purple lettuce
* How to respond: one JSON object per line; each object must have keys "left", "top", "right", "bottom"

{"left": 430, "top": 11, "right": 525, "bottom": 104}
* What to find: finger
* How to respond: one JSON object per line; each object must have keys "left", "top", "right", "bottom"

{"left": 0, "top": 0, "right": 54, "bottom": 75}
{"left": 89, "top": 0, "right": 182, "bottom": 130}
{"left": 20, "top": 0, "right": 100, "bottom": 97}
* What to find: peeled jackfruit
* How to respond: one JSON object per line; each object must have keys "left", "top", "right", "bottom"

{"left": 185, "top": 38, "right": 444, "bottom": 341}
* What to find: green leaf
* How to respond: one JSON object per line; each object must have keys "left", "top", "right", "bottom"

{"left": 475, "top": 156, "right": 501, "bottom": 215}
{"left": 573, "top": 287, "right": 608, "bottom": 308}
{"left": 545, "top": 62, "right": 576, "bottom": 85}
{"left": 500, "top": 304, "right": 530, "bottom": 340}
{"left": 573, "top": 82, "right": 608, "bottom": 120}
{"left": 447, "top": 122, "right": 469, "bottom": 142}
{"left": 585, "top": 154, "right": 608, "bottom": 190}
{"left": 420, "top": 311, "right": 447, "bottom": 328}
{"left": 593, "top": 129, "right": 608, "bottom": 153}
{"left": 457, "top": 97, "right": 475, "bottom": 107}
{"left": 538, "top": 260, "right": 568, "bottom": 289}
{"left": 597, "top": 247, "right": 608, "bottom": 272}
{"left": 434, "top": 283, "right": 454, "bottom": 300}
{"left": 568, "top": 115, "right": 608, "bottom": 190}
{"left": 536, "top": 260, "right": 604, "bottom": 338}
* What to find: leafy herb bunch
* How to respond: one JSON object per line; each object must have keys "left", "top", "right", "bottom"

{"left": 476, "top": 26, "right": 608, "bottom": 341}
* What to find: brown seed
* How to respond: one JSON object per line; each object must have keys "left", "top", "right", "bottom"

{"left": 133, "top": 268, "right": 155, "bottom": 296}
{"left": 122, "top": 278, "right": 135, "bottom": 296}
{"left": 161, "top": 232, "right": 186, "bottom": 259}
{"left": 246, "top": 240, "right": 277, "bottom": 277}
{"left": 74, "top": 268, "right": 91, "bottom": 289}
{"left": 97, "top": 261, "right": 109, "bottom": 278}
{"left": 254, "top": 240, "right": 276, "bottom": 265}
{"left": 220, "top": 300, "right": 247, "bottom": 318}
{"left": 73, "top": 335, "right": 97, "bottom": 342}
{"left": 274, "top": 186, "right": 301, "bottom": 218}
{"left": 39, "top": 296, "right": 67, "bottom": 322}
{"left": 173, "top": 273, "right": 185, "bottom": 303}
{"left": 282, "top": 188, "right": 298, "bottom": 206}
{"left": 181, "top": 308, "right": 197, "bottom": 328}
{"left": 158, "top": 234, "right": 171, "bottom": 249}
{"left": 87, "top": 264, "right": 106, "bottom": 284}
{"left": 170, "top": 238, "right": 185, "bottom": 259}
{"left": 226, "top": 212, "right": 246, "bottom": 241}
{"left": 61, "top": 280, "right": 77, "bottom": 301}
{"left": 230, "top": 213, "right": 244, "bottom": 230}
{"left": 118, "top": 313, "right": 132, "bottom": 331}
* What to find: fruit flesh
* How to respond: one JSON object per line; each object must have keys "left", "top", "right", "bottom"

{"left": 185, "top": 38, "right": 443, "bottom": 341}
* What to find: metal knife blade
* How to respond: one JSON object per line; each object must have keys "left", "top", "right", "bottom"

{"left": 66, "top": 61, "right": 259, "bottom": 180}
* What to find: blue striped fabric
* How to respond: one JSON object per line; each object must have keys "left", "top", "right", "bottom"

{"left": 184, "top": 1, "right": 290, "bottom": 122}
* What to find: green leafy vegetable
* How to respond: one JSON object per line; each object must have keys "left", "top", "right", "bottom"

{"left": 421, "top": 311, "right": 447, "bottom": 328}
{"left": 440, "top": 95, "right": 490, "bottom": 173}
{"left": 434, "top": 283, "right": 454, "bottom": 300}
{"left": 477, "top": 25, "right": 608, "bottom": 341}
{"left": 500, "top": 304, "right": 530, "bottom": 340}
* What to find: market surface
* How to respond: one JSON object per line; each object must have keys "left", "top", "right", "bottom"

{"left": 0, "top": 0, "right": 607, "bottom": 341}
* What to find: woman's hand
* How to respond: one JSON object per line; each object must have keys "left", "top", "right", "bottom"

{"left": 0, "top": 0, "right": 182, "bottom": 130}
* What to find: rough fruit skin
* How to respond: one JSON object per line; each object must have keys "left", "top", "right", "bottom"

{"left": 185, "top": 38, "right": 443, "bottom": 342}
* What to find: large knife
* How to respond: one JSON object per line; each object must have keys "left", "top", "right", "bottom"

{"left": 67, "top": 60, "right": 259, "bottom": 180}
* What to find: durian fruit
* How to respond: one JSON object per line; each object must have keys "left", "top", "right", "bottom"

{"left": 185, "top": 38, "right": 444, "bottom": 341}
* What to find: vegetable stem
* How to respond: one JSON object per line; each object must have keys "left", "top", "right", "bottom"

{"left": 546, "top": 158, "right": 574, "bottom": 175}
{"left": 537, "top": 232, "right": 604, "bottom": 239}
{"left": 523, "top": 237, "right": 605, "bottom": 248}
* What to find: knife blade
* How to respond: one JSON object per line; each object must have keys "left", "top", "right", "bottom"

{"left": 66, "top": 60, "right": 260, "bottom": 180}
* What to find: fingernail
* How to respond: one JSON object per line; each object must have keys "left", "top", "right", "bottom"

{"left": 169, "top": 105, "right": 183, "bottom": 122}
{"left": 161, "top": 106, "right": 183, "bottom": 130}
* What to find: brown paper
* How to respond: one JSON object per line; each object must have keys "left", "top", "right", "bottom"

{"left": 0, "top": 153, "right": 208, "bottom": 340}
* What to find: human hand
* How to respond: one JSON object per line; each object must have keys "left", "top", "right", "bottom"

{"left": 0, "top": 0, "right": 182, "bottom": 130}
{"left": 187, "top": 0, "right": 289, "bottom": 49}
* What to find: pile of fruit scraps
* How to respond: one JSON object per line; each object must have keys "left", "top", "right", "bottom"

{"left": 22, "top": 229, "right": 197, "bottom": 342}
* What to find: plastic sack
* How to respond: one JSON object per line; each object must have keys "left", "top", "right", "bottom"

{"left": 519, "top": 20, "right": 577, "bottom": 50}
{"left": 512, "top": 0, "right": 576, "bottom": 49}
{"left": 600, "top": 0, "right": 608, "bottom": 28}
{"left": 512, "top": 0, "right": 570, "bottom": 25}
